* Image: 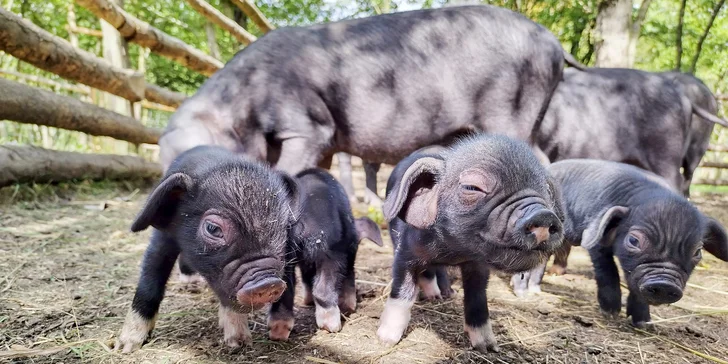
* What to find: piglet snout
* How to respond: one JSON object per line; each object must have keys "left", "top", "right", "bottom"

{"left": 639, "top": 280, "right": 682, "bottom": 304}
{"left": 236, "top": 277, "right": 287, "bottom": 306}
{"left": 519, "top": 210, "right": 561, "bottom": 246}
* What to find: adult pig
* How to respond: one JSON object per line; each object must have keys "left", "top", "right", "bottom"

{"left": 115, "top": 146, "right": 299, "bottom": 352}
{"left": 159, "top": 5, "right": 581, "bottom": 174}
{"left": 659, "top": 72, "right": 721, "bottom": 197}
{"left": 535, "top": 67, "right": 727, "bottom": 192}
{"left": 271, "top": 168, "right": 383, "bottom": 339}
{"left": 529, "top": 160, "right": 728, "bottom": 327}
{"left": 378, "top": 134, "right": 564, "bottom": 353}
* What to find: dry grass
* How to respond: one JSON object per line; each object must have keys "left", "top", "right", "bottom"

{"left": 1, "top": 165, "right": 728, "bottom": 363}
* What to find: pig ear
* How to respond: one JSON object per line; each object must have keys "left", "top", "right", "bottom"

{"left": 581, "top": 206, "right": 629, "bottom": 250}
{"left": 279, "top": 173, "right": 301, "bottom": 222}
{"left": 355, "top": 217, "right": 384, "bottom": 247}
{"left": 383, "top": 156, "right": 444, "bottom": 229}
{"left": 131, "top": 173, "right": 193, "bottom": 232}
{"left": 703, "top": 217, "right": 728, "bottom": 261}
{"left": 546, "top": 176, "right": 565, "bottom": 223}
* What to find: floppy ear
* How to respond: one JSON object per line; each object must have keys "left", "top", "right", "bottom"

{"left": 279, "top": 172, "right": 301, "bottom": 222}
{"left": 546, "top": 176, "right": 565, "bottom": 223}
{"left": 581, "top": 206, "right": 629, "bottom": 250}
{"left": 355, "top": 217, "right": 384, "bottom": 247}
{"left": 382, "top": 156, "right": 445, "bottom": 229}
{"left": 131, "top": 173, "right": 193, "bottom": 232}
{"left": 703, "top": 217, "right": 728, "bottom": 261}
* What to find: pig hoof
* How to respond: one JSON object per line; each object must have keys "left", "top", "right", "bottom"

{"left": 377, "top": 297, "right": 414, "bottom": 346}
{"left": 316, "top": 305, "right": 342, "bottom": 333}
{"left": 268, "top": 317, "right": 294, "bottom": 341}
{"left": 418, "top": 277, "right": 442, "bottom": 301}
{"left": 527, "top": 284, "right": 542, "bottom": 295}
{"left": 513, "top": 288, "right": 529, "bottom": 298}
{"left": 631, "top": 320, "right": 651, "bottom": 329}
{"left": 179, "top": 272, "right": 206, "bottom": 285}
{"left": 338, "top": 290, "right": 357, "bottom": 315}
{"left": 116, "top": 311, "right": 156, "bottom": 353}
{"left": 600, "top": 310, "right": 620, "bottom": 320}
{"left": 465, "top": 321, "right": 499, "bottom": 354}
{"left": 218, "top": 306, "right": 251, "bottom": 348}
{"left": 546, "top": 265, "right": 566, "bottom": 276}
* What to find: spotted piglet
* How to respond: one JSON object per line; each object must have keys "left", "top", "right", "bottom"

{"left": 269, "top": 168, "right": 383, "bottom": 339}
{"left": 116, "top": 146, "right": 300, "bottom": 352}
{"left": 378, "top": 134, "right": 565, "bottom": 353}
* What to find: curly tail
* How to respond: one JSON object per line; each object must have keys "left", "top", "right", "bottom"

{"left": 563, "top": 51, "right": 587, "bottom": 71}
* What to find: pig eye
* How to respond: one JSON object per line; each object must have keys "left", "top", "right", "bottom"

{"left": 204, "top": 221, "right": 224, "bottom": 239}
{"left": 694, "top": 248, "right": 702, "bottom": 260}
{"left": 624, "top": 232, "right": 643, "bottom": 252}
{"left": 461, "top": 184, "right": 485, "bottom": 193}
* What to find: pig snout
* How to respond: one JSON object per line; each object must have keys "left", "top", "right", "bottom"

{"left": 639, "top": 278, "right": 683, "bottom": 304}
{"left": 517, "top": 209, "right": 562, "bottom": 249}
{"left": 236, "top": 276, "right": 287, "bottom": 306}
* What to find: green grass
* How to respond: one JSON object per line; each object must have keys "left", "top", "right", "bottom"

{"left": 690, "top": 184, "right": 728, "bottom": 195}
{"left": 0, "top": 178, "right": 155, "bottom": 205}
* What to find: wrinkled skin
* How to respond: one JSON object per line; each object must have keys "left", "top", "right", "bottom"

{"left": 270, "top": 168, "right": 383, "bottom": 340}
{"left": 377, "top": 134, "right": 565, "bottom": 353}
{"left": 159, "top": 5, "right": 573, "bottom": 176}
{"left": 522, "top": 160, "right": 728, "bottom": 327}
{"left": 512, "top": 69, "right": 727, "bottom": 293}
{"left": 115, "top": 146, "right": 298, "bottom": 352}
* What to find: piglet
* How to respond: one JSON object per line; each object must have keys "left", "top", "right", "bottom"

{"left": 268, "top": 168, "right": 383, "bottom": 340}
{"left": 378, "top": 134, "right": 565, "bottom": 353}
{"left": 115, "top": 145, "right": 299, "bottom": 352}
{"left": 515, "top": 159, "right": 728, "bottom": 327}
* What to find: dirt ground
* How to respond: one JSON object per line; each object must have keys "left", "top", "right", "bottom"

{"left": 2, "top": 162, "right": 728, "bottom": 364}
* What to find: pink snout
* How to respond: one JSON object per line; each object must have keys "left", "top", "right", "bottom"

{"left": 236, "top": 277, "right": 287, "bottom": 306}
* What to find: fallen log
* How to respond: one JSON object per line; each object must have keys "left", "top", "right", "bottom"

{"left": 707, "top": 144, "right": 728, "bottom": 153}
{"left": 186, "top": 0, "right": 257, "bottom": 45}
{"left": 700, "top": 161, "right": 728, "bottom": 169}
{"left": 0, "top": 145, "right": 162, "bottom": 187}
{"left": 144, "top": 84, "right": 186, "bottom": 108}
{"left": 76, "top": 0, "right": 224, "bottom": 76}
{"left": 0, "top": 78, "right": 161, "bottom": 145}
{"left": 0, "top": 7, "right": 145, "bottom": 101}
{"left": 229, "top": 0, "right": 274, "bottom": 33}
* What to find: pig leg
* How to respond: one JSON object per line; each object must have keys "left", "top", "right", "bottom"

{"left": 461, "top": 262, "right": 499, "bottom": 353}
{"left": 177, "top": 255, "right": 205, "bottom": 286}
{"left": 377, "top": 259, "right": 418, "bottom": 346}
{"left": 510, "top": 270, "right": 531, "bottom": 298}
{"left": 218, "top": 304, "right": 251, "bottom": 347}
{"left": 626, "top": 291, "right": 651, "bottom": 328}
{"left": 589, "top": 247, "right": 622, "bottom": 318}
{"left": 275, "top": 137, "right": 325, "bottom": 175}
{"left": 116, "top": 231, "right": 179, "bottom": 353}
{"left": 300, "top": 262, "right": 316, "bottom": 307}
{"left": 268, "top": 262, "right": 296, "bottom": 341}
{"left": 336, "top": 153, "right": 358, "bottom": 204}
{"left": 363, "top": 162, "right": 383, "bottom": 207}
{"left": 312, "top": 258, "right": 345, "bottom": 333}
{"left": 435, "top": 266, "right": 454, "bottom": 299}
{"left": 547, "top": 244, "right": 571, "bottom": 276}
{"left": 338, "top": 252, "right": 357, "bottom": 315}
{"left": 418, "top": 268, "right": 442, "bottom": 301}
{"left": 526, "top": 261, "right": 547, "bottom": 294}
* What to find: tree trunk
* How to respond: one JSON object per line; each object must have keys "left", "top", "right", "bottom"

{"left": 689, "top": 0, "right": 726, "bottom": 73}
{"left": 0, "top": 7, "right": 145, "bottom": 101}
{"left": 0, "top": 78, "right": 161, "bottom": 145}
{"left": 229, "top": 0, "right": 274, "bottom": 33}
{"left": 205, "top": 22, "right": 222, "bottom": 60}
{"left": 594, "top": 0, "right": 632, "bottom": 68}
{"left": 0, "top": 145, "right": 162, "bottom": 187}
{"left": 675, "top": 0, "right": 687, "bottom": 70}
{"left": 626, "top": 0, "right": 653, "bottom": 67}
{"left": 100, "top": 0, "right": 132, "bottom": 154}
{"left": 188, "top": 0, "right": 256, "bottom": 46}
{"left": 76, "top": 0, "right": 223, "bottom": 76}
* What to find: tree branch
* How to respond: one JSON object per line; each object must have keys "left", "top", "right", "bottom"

{"left": 675, "top": 0, "right": 687, "bottom": 70}
{"left": 229, "top": 0, "right": 274, "bottom": 33}
{"left": 689, "top": 0, "right": 726, "bottom": 73}
{"left": 187, "top": 0, "right": 257, "bottom": 46}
